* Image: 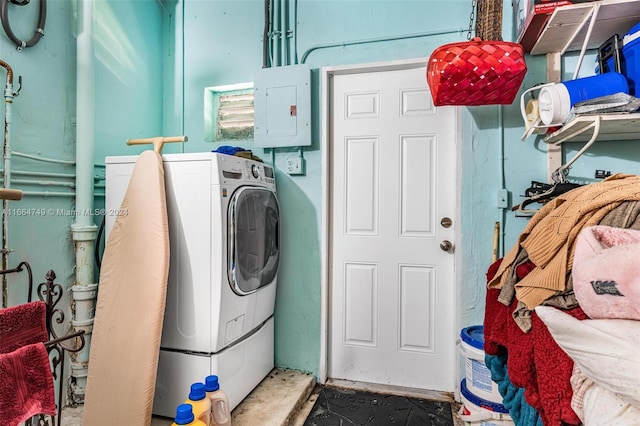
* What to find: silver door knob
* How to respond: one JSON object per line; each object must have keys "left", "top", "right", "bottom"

{"left": 440, "top": 240, "right": 453, "bottom": 252}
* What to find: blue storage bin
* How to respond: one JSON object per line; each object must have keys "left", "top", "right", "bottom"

{"left": 596, "top": 22, "right": 640, "bottom": 96}
{"left": 622, "top": 22, "right": 640, "bottom": 96}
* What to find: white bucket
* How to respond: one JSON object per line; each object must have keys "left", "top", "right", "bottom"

{"left": 458, "top": 379, "right": 514, "bottom": 426}
{"left": 459, "top": 326, "right": 502, "bottom": 404}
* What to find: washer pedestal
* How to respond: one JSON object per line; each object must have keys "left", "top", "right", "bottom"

{"left": 152, "top": 317, "right": 274, "bottom": 418}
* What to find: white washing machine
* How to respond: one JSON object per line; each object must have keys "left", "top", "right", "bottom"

{"left": 105, "top": 152, "right": 279, "bottom": 418}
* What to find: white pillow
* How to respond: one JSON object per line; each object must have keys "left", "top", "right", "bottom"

{"left": 535, "top": 306, "right": 640, "bottom": 408}
{"left": 582, "top": 378, "right": 640, "bottom": 425}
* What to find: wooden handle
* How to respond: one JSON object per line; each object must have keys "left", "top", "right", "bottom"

{"left": 126, "top": 135, "right": 188, "bottom": 154}
{"left": 492, "top": 222, "right": 500, "bottom": 262}
{"left": 0, "top": 188, "right": 23, "bottom": 201}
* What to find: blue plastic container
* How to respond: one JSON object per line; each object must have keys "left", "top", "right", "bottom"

{"left": 596, "top": 22, "right": 640, "bottom": 96}
{"left": 459, "top": 379, "right": 513, "bottom": 425}
{"left": 563, "top": 72, "right": 629, "bottom": 106}
{"left": 460, "top": 325, "right": 485, "bottom": 350}
{"left": 622, "top": 22, "right": 640, "bottom": 96}
{"left": 460, "top": 326, "right": 503, "bottom": 404}
{"left": 539, "top": 72, "right": 629, "bottom": 125}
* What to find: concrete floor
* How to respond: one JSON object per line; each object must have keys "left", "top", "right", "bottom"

{"left": 60, "top": 368, "right": 316, "bottom": 426}
{"left": 61, "top": 369, "right": 465, "bottom": 425}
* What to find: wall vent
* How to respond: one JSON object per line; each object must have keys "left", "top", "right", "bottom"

{"left": 204, "top": 83, "right": 254, "bottom": 143}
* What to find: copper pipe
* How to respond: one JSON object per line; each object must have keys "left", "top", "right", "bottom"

{"left": 0, "top": 59, "right": 12, "bottom": 84}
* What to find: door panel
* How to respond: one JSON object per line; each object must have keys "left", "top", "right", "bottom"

{"left": 329, "top": 65, "right": 457, "bottom": 392}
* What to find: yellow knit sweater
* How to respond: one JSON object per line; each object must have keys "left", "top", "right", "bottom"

{"left": 488, "top": 174, "right": 640, "bottom": 309}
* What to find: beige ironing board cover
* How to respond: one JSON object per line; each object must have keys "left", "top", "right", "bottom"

{"left": 83, "top": 150, "right": 169, "bottom": 426}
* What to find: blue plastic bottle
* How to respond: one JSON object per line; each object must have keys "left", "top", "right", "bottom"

{"left": 171, "top": 403, "right": 207, "bottom": 426}
{"left": 184, "top": 383, "right": 212, "bottom": 426}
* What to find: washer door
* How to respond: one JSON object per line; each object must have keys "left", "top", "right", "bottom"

{"left": 228, "top": 186, "right": 279, "bottom": 295}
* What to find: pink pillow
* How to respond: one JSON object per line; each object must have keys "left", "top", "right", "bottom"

{"left": 572, "top": 225, "right": 640, "bottom": 320}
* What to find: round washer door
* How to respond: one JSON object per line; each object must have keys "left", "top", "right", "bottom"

{"left": 228, "top": 186, "right": 279, "bottom": 295}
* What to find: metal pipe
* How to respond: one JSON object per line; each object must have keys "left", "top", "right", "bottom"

{"left": 0, "top": 61, "right": 9, "bottom": 308}
{"left": 292, "top": 0, "right": 298, "bottom": 64}
{"left": 4, "top": 169, "right": 76, "bottom": 179}
{"left": 498, "top": 105, "right": 506, "bottom": 258}
{"left": 280, "top": 0, "right": 286, "bottom": 65}
{"left": 21, "top": 191, "right": 85, "bottom": 197}
{"left": 300, "top": 28, "right": 464, "bottom": 63}
{"left": 268, "top": 0, "right": 275, "bottom": 67}
{"left": 11, "top": 179, "right": 75, "bottom": 188}
{"left": 273, "top": 0, "right": 280, "bottom": 65}
{"left": 0, "top": 59, "right": 15, "bottom": 309}
{"left": 262, "top": 0, "right": 269, "bottom": 67}
{"left": 17, "top": 192, "right": 104, "bottom": 198}
{"left": 12, "top": 150, "right": 75, "bottom": 165}
{"left": 70, "top": 0, "right": 98, "bottom": 403}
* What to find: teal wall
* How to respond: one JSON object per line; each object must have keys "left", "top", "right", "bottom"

{"left": 0, "top": 0, "right": 164, "bottom": 403}
{"left": 1, "top": 0, "right": 164, "bottom": 302}
{"left": 1, "top": 0, "right": 77, "bottom": 307}
{"left": 2, "top": 0, "right": 639, "bottom": 395}
{"left": 162, "top": 0, "right": 640, "bottom": 378}
{"left": 173, "top": 0, "right": 548, "bottom": 376}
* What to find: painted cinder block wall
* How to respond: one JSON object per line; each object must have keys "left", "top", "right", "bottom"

{"left": 1, "top": 1, "right": 164, "bottom": 303}
{"left": 171, "top": 0, "right": 549, "bottom": 376}
{"left": 1, "top": 0, "right": 638, "bottom": 393}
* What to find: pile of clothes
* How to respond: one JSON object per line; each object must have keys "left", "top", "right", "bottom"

{"left": 483, "top": 173, "right": 640, "bottom": 425}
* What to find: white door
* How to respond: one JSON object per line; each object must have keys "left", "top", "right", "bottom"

{"left": 329, "top": 64, "right": 457, "bottom": 392}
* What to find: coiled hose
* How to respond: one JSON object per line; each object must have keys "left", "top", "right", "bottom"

{"left": 0, "top": 0, "right": 46, "bottom": 50}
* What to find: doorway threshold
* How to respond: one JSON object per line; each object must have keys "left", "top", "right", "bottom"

{"left": 326, "top": 378, "right": 454, "bottom": 403}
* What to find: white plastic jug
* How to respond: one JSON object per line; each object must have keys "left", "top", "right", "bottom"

{"left": 204, "top": 375, "right": 231, "bottom": 426}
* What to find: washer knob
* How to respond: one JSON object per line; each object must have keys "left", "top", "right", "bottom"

{"left": 251, "top": 164, "right": 261, "bottom": 179}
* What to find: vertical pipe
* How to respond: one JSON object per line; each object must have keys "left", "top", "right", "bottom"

{"left": 273, "top": 0, "right": 280, "bottom": 66}
{"left": 268, "top": 0, "right": 274, "bottom": 67}
{"left": 70, "top": 0, "right": 98, "bottom": 403}
{"left": 280, "top": 0, "right": 286, "bottom": 66}
{"left": 498, "top": 105, "right": 506, "bottom": 258}
{"left": 262, "top": 0, "right": 269, "bottom": 68}
{"left": 1, "top": 62, "right": 13, "bottom": 308}
{"left": 292, "top": 0, "right": 298, "bottom": 64}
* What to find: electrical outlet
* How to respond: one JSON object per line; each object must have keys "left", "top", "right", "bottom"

{"left": 497, "top": 188, "right": 509, "bottom": 209}
{"left": 286, "top": 157, "right": 305, "bottom": 175}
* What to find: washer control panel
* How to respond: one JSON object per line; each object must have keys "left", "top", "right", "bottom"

{"left": 242, "top": 161, "right": 275, "bottom": 185}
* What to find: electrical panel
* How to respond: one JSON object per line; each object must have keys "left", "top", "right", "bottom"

{"left": 253, "top": 64, "right": 311, "bottom": 148}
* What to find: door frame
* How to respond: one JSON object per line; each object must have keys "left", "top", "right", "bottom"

{"left": 320, "top": 58, "right": 463, "bottom": 388}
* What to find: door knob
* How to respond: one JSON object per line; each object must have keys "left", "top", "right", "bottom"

{"left": 440, "top": 240, "right": 453, "bottom": 252}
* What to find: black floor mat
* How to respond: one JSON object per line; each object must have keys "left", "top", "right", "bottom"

{"left": 303, "top": 386, "right": 455, "bottom": 426}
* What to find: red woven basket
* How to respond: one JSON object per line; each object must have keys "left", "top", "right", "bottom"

{"left": 427, "top": 38, "right": 527, "bottom": 106}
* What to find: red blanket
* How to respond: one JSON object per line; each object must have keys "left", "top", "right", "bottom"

{"left": 484, "top": 259, "right": 588, "bottom": 426}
